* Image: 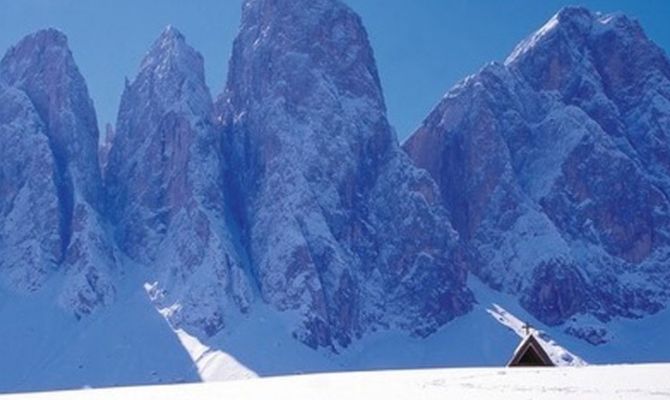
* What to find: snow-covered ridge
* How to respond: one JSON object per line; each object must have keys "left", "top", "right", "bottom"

{"left": 505, "top": 6, "right": 640, "bottom": 65}
{"left": 139, "top": 26, "right": 203, "bottom": 85}
{"left": 505, "top": 12, "right": 561, "bottom": 64}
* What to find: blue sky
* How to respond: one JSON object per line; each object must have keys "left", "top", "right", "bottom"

{"left": 1, "top": 0, "right": 669, "bottom": 141}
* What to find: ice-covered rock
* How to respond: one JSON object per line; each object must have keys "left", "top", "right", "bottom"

{"left": 404, "top": 7, "right": 670, "bottom": 331}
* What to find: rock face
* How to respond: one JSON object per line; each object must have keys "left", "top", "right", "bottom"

{"left": 0, "top": 84, "right": 61, "bottom": 293}
{"left": 0, "top": 29, "right": 115, "bottom": 317}
{"left": 404, "top": 7, "right": 670, "bottom": 329}
{"left": 217, "top": 0, "right": 472, "bottom": 348}
{"left": 105, "top": 27, "right": 253, "bottom": 336}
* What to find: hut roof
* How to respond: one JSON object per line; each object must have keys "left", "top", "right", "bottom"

{"left": 507, "top": 333, "right": 555, "bottom": 367}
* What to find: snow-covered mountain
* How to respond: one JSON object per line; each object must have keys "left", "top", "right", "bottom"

{"left": 404, "top": 6, "right": 670, "bottom": 343}
{"left": 0, "top": 29, "right": 116, "bottom": 318}
{"left": 1, "top": 1, "right": 670, "bottom": 395}
{"left": 216, "top": 0, "right": 471, "bottom": 349}
{"left": 105, "top": 26, "right": 254, "bottom": 337}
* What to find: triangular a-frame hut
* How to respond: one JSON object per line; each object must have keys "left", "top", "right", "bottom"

{"left": 507, "top": 333, "right": 555, "bottom": 367}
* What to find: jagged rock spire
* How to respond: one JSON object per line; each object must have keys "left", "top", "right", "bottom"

{"left": 106, "top": 26, "right": 252, "bottom": 337}
{"left": 219, "top": 0, "right": 471, "bottom": 348}
{"left": 1, "top": 28, "right": 102, "bottom": 206}
{"left": 107, "top": 25, "right": 214, "bottom": 259}
{"left": 0, "top": 29, "right": 115, "bottom": 318}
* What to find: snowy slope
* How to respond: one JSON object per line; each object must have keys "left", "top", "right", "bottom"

{"left": 2, "top": 364, "right": 669, "bottom": 400}
{"left": 145, "top": 275, "right": 670, "bottom": 382}
{"left": 4, "top": 271, "right": 669, "bottom": 394}
{"left": 0, "top": 267, "right": 199, "bottom": 393}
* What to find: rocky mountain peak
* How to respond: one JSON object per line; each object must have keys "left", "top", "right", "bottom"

{"left": 150, "top": 25, "right": 188, "bottom": 60}
{"left": 0, "top": 28, "right": 102, "bottom": 207}
{"left": 219, "top": 0, "right": 471, "bottom": 349}
{"left": 106, "top": 27, "right": 214, "bottom": 255}
{"left": 226, "top": 0, "right": 385, "bottom": 118}
{"left": 405, "top": 6, "right": 670, "bottom": 336}
{"left": 0, "top": 27, "right": 95, "bottom": 130}
{"left": 0, "top": 29, "right": 115, "bottom": 319}
{"left": 553, "top": 6, "right": 594, "bottom": 29}
{"left": 504, "top": 6, "right": 646, "bottom": 67}
{"left": 160, "top": 24, "right": 185, "bottom": 41}
{"left": 140, "top": 25, "right": 203, "bottom": 78}
{"left": 241, "top": 0, "right": 349, "bottom": 25}
{"left": 0, "top": 28, "right": 70, "bottom": 71}
{"left": 105, "top": 26, "right": 253, "bottom": 337}
{"left": 504, "top": 5, "right": 670, "bottom": 181}
{"left": 123, "top": 26, "right": 210, "bottom": 121}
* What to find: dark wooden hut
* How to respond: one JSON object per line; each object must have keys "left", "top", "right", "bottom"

{"left": 507, "top": 333, "right": 555, "bottom": 367}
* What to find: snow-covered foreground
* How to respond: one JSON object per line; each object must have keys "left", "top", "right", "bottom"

{"left": 2, "top": 364, "right": 669, "bottom": 400}
{"left": 3, "top": 273, "right": 670, "bottom": 393}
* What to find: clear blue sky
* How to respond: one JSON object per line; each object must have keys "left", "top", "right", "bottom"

{"left": 1, "top": 1, "right": 669, "bottom": 141}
